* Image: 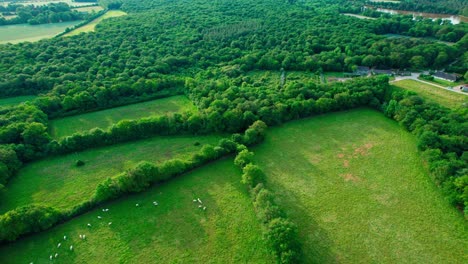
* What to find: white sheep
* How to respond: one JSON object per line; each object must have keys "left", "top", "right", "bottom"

{"left": 193, "top": 199, "right": 197, "bottom": 202}
{"left": 70, "top": 245, "right": 73, "bottom": 251}
{"left": 97, "top": 216, "right": 102, "bottom": 219}
{"left": 198, "top": 205, "right": 202, "bottom": 208}
{"left": 49, "top": 255, "right": 52, "bottom": 260}
{"left": 57, "top": 243, "right": 61, "bottom": 248}
{"left": 87, "top": 223, "right": 91, "bottom": 227}
{"left": 79, "top": 234, "right": 83, "bottom": 239}
{"left": 197, "top": 198, "right": 202, "bottom": 203}
{"left": 83, "top": 234, "right": 86, "bottom": 240}
{"left": 153, "top": 201, "right": 158, "bottom": 206}
{"left": 108, "top": 222, "right": 112, "bottom": 225}
{"left": 135, "top": 203, "right": 139, "bottom": 207}
{"left": 203, "top": 207, "right": 206, "bottom": 210}
{"left": 54, "top": 253, "right": 58, "bottom": 258}
{"left": 63, "top": 235, "right": 67, "bottom": 240}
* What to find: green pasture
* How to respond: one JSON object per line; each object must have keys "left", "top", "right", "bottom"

{"left": 0, "top": 95, "right": 36, "bottom": 108}
{"left": 0, "top": 135, "right": 221, "bottom": 213}
{"left": 392, "top": 80, "right": 467, "bottom": 109}
{"left": 49, "top": 95, "right": 196, "bottom": 139}
{"left": 0, "top": 21, "right": 82, "bottom": 44}
{"left": 252, "top": 108, "right": 467, "bottom": 263}
{"left": 0, "top": 159, "right": 275, "bottom": 263}
{"left": 64, "top": 10, "right": 127, "bottom": 36}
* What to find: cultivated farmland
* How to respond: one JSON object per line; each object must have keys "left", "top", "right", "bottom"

{"left": 0, "top": 159, "right": 275, "bottom": 263}
{"left": 49, "top": 95, "right": 195, "bottom": 139}
{"left": 0, "top": 134, "right": 221, "bottom": 213}
{"left": 252, "top": 108, "right": 467, "bottom": 263}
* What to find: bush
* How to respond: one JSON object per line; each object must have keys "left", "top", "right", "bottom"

{"left": 76, "top": 160, "right": 85, "bottom": 167}
{"left": 0, "top": 205, "right": 63, "bottom": 242}
{"left": 234, "top": 149, "right": 254, "bottom": 168}
{"left": 241, "top": 164, "right": 265, "bottom": 187}
{"left": 265, "top": 218, "right": 301, "bottom": 263}
{"left": 243, "top": 120, "right": 268, "bottom": 145}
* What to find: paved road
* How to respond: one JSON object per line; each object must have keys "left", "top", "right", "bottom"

{"left": 390, "top": 73, "right": 467, "bottom": 95}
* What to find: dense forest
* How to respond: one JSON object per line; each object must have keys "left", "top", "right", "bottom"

{"left": 0, "top": 0, "right": 466, "bottom": 261}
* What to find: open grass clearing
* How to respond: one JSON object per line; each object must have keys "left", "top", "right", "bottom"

{"left": 0, "top": 134, "right": 222, "bottom": 213}
{"left": 64, "top": 10, "right": 127, "bottom": 36}
{"left": 0, "top": 20, "right": 82, "bottom": 44}
{"left": 71, "top": 6, "right": 104, "bottom": 12}
{"left": 392, "top": 79, "right": 467, "bottom": 109}
{"left": 0, "top": 95, "right": 36, "bottom": 108}
{"left": 252, "top": 108, "right": 467, "bottom": 263}
{"left": 421, "top": 77, "right": 463, "bottom": 87}
{"left": 343, "top": 13, "right": 376, "bottom": 20}
{"left": 0, "top": 158, "right": 275, "bottom": 263}
{"left": 49, "top": 95, "right": 196, "bottom": 139}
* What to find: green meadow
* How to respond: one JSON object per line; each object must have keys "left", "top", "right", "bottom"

{"left": 64, "top": 10, "right": 127, "bottom": 36}
{"left": 0, "top": 21, "right": 82, "bottom": 44}
{"left": 252, "top": 108, "right": 467, "bottom": 263}
{"left": 0, "top": 159, "right": 275, "bottom": 263}
{"left": 392, "top": 80, "right": 467, "bottom": 109}
{"left": 0, "top": 95, "right": 36, "bottom": 108}
{"left": 0, "top": 135, "right": 221, "bottom": 213}
{"left": 49, "top": 95, "right": 196, "bottom": 139}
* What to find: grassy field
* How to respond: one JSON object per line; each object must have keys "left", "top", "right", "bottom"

{"left": 0, "top": 159, "right": 275, "bottom": 263}
{"left": 0, "top": 135, "right": 222, "bottom": 213}
{"left": 0, "top": 20, "right": 82, "bottom": 44}
{"left": 392, "top": 80, "right": 467, "bottom": 109}
{"left": 72, "top": 6, "right": 104, "bottom": 12}
{"left": 64, "top": 10, "right": 127, "bottom": 36}
{"left": 49, "top": 95, "right": 196, "bottom": 139}
{"left": 252, "top": 108, "right": 467, "bottom": 263}
{"left": 0, "top": 95, "right": 36, "bottom": 108}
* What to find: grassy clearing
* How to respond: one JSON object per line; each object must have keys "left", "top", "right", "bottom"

{"left": 423, "top": 77, "right": 463, "bottom": 87}
{"left": 392, "top": 79, "right": 467, "bottom": 109}
{"left": 0, "top": 95, "right": 36, "bottom": 108}
{"left": 64, "top": 10, "right": 127, "bottom": 36}
{"left": 0, "top": 159, "right": 275, "bottom": 263}
{"left": 343, "top": 13, "right": 376, "bottom": 20}
{"left": 71, "top": 6, "right": 104, "bottom": 12}
{"left": 252, "top": 108, "right": 467, "bottom": 263}
{"left": 0, "top": 20, "right": 82, "bottom": 44}
{"left": 0, "top": 135, "right": 222, "bottom": 213}
{"left": 49, "top": 95, "right": 196, "bottom": 139}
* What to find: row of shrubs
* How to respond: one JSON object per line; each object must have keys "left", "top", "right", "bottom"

{"left": 232, "top": 123, "right": 302, "bottom": 263}
{"left": 0, "top": 121, "right": 266, "bottom": 244}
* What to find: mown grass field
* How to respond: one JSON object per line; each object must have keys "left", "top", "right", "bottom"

{"left": 0, "top": 159, "right": 275, "bottom": 263}
{"left": 392, "top": 80, "right": 467, "bottom": 109}
{"left": 72, "top": 6, "right": 104, "bottom": 12}
{"left": 0, "top": 95, "right": 36, "bottom": 108}
{"left": 0, "top": 135, "right": 221, "bottom": 213}
{"left": 252, "top": 108, "right": 467, "bottom": 263}
{"left": 0, "top": 20, "right": 82, "bottom": 44}
{"left": 64, "top": 10, "right": 127, "bottom": 36}
{"left": 49, "top": 95, "right": 196, "bottom": 139}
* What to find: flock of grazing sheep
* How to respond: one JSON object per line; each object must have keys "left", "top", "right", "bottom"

{"left": 28, "top": 197, "right": 207, "bottom": 263}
